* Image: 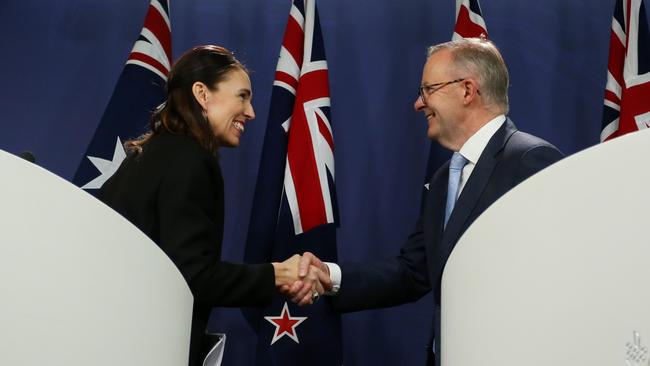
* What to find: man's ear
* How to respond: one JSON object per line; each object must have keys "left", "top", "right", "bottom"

{"left": 192, "top": 81, "right": 210, "bottom": 109}
{"left": 462, "top": 78, "right": 480, "bottom": 105}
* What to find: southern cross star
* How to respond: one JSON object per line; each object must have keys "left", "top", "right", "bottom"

{"left": 264, "top": 302, "right": 307, "bottom": 345}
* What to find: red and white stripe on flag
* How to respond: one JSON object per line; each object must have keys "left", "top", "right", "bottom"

{"left": 452, "top": 0, "right": 488, "bottom": 40}
{"left": 126, "top": 0, "right": 172, "bottom": 81}
{"left": 601, "top": 0, "right": 650, "bottom": 142}
{"left": 276, "top": 0, "right": 335, "bottom": 235}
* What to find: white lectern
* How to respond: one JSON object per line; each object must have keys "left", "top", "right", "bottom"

{"left": 0, "top": 150, "right": 193, "bottom": 365}
{"left": 442, "top": 129, "right": 650, "bottom": 366}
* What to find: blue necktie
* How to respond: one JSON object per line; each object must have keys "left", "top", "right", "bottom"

{"left": 444, "top": 152, "right": 468, "bottom": 228}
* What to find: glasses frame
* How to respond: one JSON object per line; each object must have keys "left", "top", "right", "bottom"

{"left": 418, "top": 78, "right": 465, "bottom": 104}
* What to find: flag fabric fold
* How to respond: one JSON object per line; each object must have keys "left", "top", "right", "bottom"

{"left": 243, "top": 0, "right": 342, "bottom": 364}
{"left": 601, "top": 0, "right": 650, "bottom": 142}
{"left": 73, "top": 0, "right": 171, "bottom": 190}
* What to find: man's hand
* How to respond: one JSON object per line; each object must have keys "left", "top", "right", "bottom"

{"left": 299, "top": 252, "right": 329, "bottom": 281}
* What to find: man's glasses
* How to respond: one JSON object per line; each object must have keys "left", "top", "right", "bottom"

{"left": 418, "top": 78, "right": 465, "bottom": 104}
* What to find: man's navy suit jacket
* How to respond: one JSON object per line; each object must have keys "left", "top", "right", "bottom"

{"left": 331, "top": 119, "right": 564, "bottom": 364}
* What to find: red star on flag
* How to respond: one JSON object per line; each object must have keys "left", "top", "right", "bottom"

{"left": 264, "top": 302, "right": 307, "bottom": 344}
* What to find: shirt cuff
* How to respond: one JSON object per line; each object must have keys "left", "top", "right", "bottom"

{"left": 324, "top": 262, "right": 341, "bottom": 295}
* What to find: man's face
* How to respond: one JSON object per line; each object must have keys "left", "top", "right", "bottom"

{"left": 414, "top": 50, "right": 464, "bottom": 146}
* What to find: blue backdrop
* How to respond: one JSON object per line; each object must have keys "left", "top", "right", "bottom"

{"left": 0, "top": 0, "right": 626, "bottom": 364}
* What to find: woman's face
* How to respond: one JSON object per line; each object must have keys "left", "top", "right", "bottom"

{"left": 200, "top": 68, "right": 255, "bottom": 147}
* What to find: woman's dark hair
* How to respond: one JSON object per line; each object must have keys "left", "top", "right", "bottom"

{"left": 125, "top": 45, "right": 246, "bottom": 152}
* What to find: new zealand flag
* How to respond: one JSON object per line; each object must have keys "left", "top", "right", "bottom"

{"left": 601, "top": 0, "right": 650, "bottom": 142}
{"left": 73, "top": 0, "right": 171, "bottom": 190}
{"left": 243, "top": 0, "right": 343, "bottom": 365}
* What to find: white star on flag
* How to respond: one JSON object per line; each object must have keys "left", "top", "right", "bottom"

{"left": 264, "top": 302, "right": 307, "bottom": 345}
{"left": 81, "top": 137, "right": 126, "bottom": 189}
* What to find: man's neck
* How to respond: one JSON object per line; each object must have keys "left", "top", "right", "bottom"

{"left": 447, "top": 109, "right": 503, "bottom": 151}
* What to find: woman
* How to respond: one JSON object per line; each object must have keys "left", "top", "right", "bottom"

{"left": 98, "top": 45, "right": 323, "bottom": 365}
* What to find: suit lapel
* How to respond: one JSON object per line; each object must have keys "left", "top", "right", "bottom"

{"left": 431, "top": 119, "right": 518, "bottom": 283}
{"left": 423, "top": 164, "right": 449, "bottom": 276}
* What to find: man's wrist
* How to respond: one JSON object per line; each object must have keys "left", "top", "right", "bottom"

{"left": 324, "top": 262, "right": 341, "bottom": 295}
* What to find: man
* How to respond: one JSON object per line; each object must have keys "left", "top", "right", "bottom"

{"left": 290, "top": 38, "right": 564, "bottom": 365}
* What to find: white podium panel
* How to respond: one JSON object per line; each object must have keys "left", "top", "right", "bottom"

{"left": 442, "top": 130, "right": 650, "bottom": 366}
{"left": 0, "top": 150, "right": 193, "bottom": 366}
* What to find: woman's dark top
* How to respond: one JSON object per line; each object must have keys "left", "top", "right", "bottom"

{"left": 99, "top": 132, "right": 275, "bottom": 365}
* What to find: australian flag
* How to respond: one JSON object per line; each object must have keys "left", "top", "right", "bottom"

{"left": 423, "top": 0, "right": 489, "bottom": 191}
{"left": 243, "top": 0, "right": 343, "bottom": 365}
{"left": 601, "top": 0, "right": 650, "bottom": 142}
{"left": 73, "top": 0, "right": 171, "bottom": 190}
{"left": 452, "top": 0, "right": 489, "bottom": 41}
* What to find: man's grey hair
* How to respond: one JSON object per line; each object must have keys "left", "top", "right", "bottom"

{"left": 427, "top": 38, "right": 509, "bottom": 114}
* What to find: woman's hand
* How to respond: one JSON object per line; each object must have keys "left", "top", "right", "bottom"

{"left": 272, "top": 254, "right": 302, "bottom": 287}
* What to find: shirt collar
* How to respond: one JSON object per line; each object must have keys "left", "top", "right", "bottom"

{"left": 458, "top": 115, "right": 506, "bottom": 165}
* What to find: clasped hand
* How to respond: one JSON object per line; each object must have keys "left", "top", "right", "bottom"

{"left": 273, "top": 252, "right": 329, "bottom": 306}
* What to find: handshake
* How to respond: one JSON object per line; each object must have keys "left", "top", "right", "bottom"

{"left": 272, "top": 252, "right": 330, "bottom": 306}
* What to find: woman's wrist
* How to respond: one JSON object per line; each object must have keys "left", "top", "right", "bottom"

{"left": 271, "top": 254, "right": 300, "bottom": 287}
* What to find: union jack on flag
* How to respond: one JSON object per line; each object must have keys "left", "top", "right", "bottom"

{"left": 601, "top": 0, "right": 650, "bottom": 142}
{"left": 73, "top": 0, "right": 171, "bottom": 190}
{"left": 243, "top": 0, "right": 342, "bottom": 364}
{"left": 452, "top": 0, "right": 488, "bottom": 40}
{"left": 279, "top": 2, "right": 336, "bottom": 235}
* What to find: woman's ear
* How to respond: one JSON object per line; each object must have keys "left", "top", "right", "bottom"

{"left": 191, "top": 81, "right": 210, "bottom": 109}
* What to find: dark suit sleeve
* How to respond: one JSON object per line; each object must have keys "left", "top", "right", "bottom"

{"left": 157, "top": 149, "right": 275, "bottom": 308}
{"left": 332, "top": 217, "right": 431, "bottom": 312}
{"left": 514, "top": 144, "right": 564, "bottom": 184}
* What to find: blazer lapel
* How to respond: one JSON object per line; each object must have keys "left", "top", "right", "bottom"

{"left": 431, "top": 119, "right": 518, "bottom": 283}
{"left": 423, "top": 164, "right": 449, "bottom": 279}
